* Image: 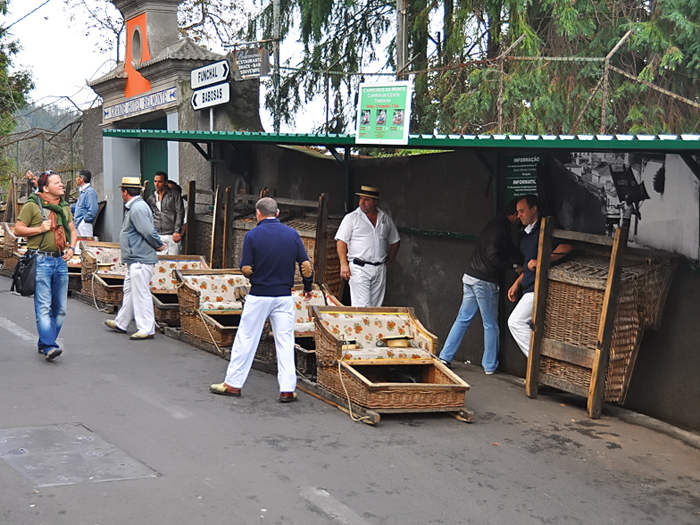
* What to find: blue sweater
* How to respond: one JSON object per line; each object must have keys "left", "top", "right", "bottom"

{"left": 241, "top": 218, "right": 313, "bottom": 296}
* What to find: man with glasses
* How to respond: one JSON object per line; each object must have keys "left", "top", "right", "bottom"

{"left": 14, "top": 171, "right": 78, "bottom": 361}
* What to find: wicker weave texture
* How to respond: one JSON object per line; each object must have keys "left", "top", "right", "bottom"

{"left": 543, "top": 255, "right": 672, "bottom": 403}
{"left": 316, "top": 364, "right": 466, "bottom": 410}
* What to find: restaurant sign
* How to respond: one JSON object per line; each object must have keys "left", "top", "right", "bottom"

{"left": 103, "top": 87, "right": 178, "bottom": 122}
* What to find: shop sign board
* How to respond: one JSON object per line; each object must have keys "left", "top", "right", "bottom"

{"left": 355, "top": 81, "right": 412, "bottom": 145}
{"left": 190, "top": 60, "right": 230, "bottom": 89}
{"left": 505, "top": 154, "right": 542, "bottom": 201}
{"left": 103, "top": 87, "right": 178, "bottom": 122}
{"left": 191, "top": 82, "right": 230, "bottom": 111}
{"left": 233, "top": 47, "right": 271, "bottom": 81}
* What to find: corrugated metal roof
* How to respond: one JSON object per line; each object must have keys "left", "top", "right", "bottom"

{"left": 102, "top": 129, "right": 700, "bottom": 152}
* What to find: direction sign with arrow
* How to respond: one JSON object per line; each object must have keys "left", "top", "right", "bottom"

{"left": 191, "top": 82, "right": 231, "bottom": 111}
{"left": 191, "top": 60, "right": 231, "bottom": 89}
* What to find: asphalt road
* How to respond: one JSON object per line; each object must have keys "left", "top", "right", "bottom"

{"left": 1, "top": 276, "right": 699, "bottom": 525}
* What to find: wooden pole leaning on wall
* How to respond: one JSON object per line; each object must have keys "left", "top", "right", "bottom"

{"left": 185, "top": 180, "right": 197, "bottom": 255}
{"left": 210, "top": 185, "right": 226, "bottom": 268}
{"left": 587, "top": 225, "right": 628, "bottom": 418}
{"left": 525, "top": 216, "right": 555, "bottom": 399}
{"left": 313, "top": 193, "right": 329, "bottom": 284}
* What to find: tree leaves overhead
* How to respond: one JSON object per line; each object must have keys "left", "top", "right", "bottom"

{"left": 64, "top": 0, "right": 700, "bottom": 134}
{"left": 0, "top": 0, "right": 34, "bottom": 136}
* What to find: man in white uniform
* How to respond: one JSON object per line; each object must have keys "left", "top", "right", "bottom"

{"left": 336, "top": 186, "right": 401, "bottom": 307}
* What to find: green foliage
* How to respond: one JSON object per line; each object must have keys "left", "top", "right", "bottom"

{"left": 0, "top": 0, "right": 34, "bottom": 180}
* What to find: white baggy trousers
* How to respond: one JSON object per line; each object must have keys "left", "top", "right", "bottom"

{"left": 224, "top": 295, "right": 296, "bottom": 393}
{"left": 114, "top": 262, "right": 156, "bottom": 335}
{"left": 507, "top": 291, "right": 535, "bottom": 357}
{"left": 349, "top": 262, "right": 387, "bottom": 307}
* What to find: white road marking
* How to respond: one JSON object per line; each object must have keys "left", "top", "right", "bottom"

{"left": 0, "top": 317, "right": 35, "bottom": 342}
{"left": 299, "top": 487, "right": 370, "bottom": 525}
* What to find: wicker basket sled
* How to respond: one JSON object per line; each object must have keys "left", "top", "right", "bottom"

{"left": 79, "top": 241, "right": 127, "bottom": 306}
{"left": 254, "top": 284, "right": 341, "bottom": 379}
{"left": 151, "top": 255, "right": 210, "bottom": 326}
{"left": 311, "top": 306, "right": 470, "bottom": 413}
{"left": 174, "top": 268, "right": 250, "bottom": 347}
{"left": 526, "top": 220, "right": 675, "bottom": 418}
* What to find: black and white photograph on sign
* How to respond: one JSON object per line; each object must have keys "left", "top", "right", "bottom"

{"left": 360, "top": 110, "right": 371, "bottom": 125}
{"left": 392, "top": 109, "right": 404, "bottom": 126}
{"left": 376, "top": 109, "right": 387, "bottom": 126}
{"left": 544, "top": 152, "right": 699, "bottom": 259}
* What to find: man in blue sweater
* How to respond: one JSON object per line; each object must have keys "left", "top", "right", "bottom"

{"left": 73, "top": 169, "right": 99, "bottom": 238}
{"left": 507, "top": 195, "right": 571, "bottom": 357}
{"left": 210, "top": 197, "right": 313, "bottom": 402}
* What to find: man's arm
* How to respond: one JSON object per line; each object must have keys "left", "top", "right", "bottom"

{"left": 337, "top": 240, "right": 351, "bottom": 280}
{"left": 14, "top": 218, "right": 51, "bottom": 238}
{"left": 63, "top": 221, "right": 78, "bottom": 261}
{"left": 508, "top": 273, "right": 524, "bottom": 303}
{"left": 83, "top": 188, "right": 99, "bottom": 224}
{"left": 172, "top": 190, "right": 185, "bottom": 242}
{"left": 386, "top": 241, "right": 400, "bottom": 265}
{"left": 131, "top": 204, "right": 164, "bottom": 249}
{"left": 296, "top": 235, "right": 314, "bottom": 298}
{"left": 526, "top": 243, "right": 572, "bottom": 271}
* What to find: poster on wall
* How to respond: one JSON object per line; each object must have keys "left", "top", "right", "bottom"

{"left": 505, "top": 154, "right": 542, "bottom": 201}
{"left": 355, "top": 81, "right": 412, "bottom": 145}
{"left": 550, "top": 151, "right": 699, "bottom": 260}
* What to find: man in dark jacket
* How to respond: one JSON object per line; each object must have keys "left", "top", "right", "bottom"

{"left": 146, "top": 171, "right": 184, "bottom": 254}
{"left": 210, "top": 197, "right": 313, "bottom": 403}
{"left": 438, "top": 199, "right": 522, "bottom": 373}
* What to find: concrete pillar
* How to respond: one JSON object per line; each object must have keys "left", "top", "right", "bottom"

{"left": 167, "top": 111, "right": 179, "bottom": 183}
{"left": 102, "top": 136, "right": 141, "bottom": 242}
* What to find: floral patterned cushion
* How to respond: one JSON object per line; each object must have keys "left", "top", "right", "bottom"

{"left": 340, "top": 347, "right": 432, "bottom": 361}
{"left": 293, "top": 289, "right": 340, "bottom": 333}
{"left": 150, "top": 260, "right": 209, "bottom": 291}
{"left": 181, "top": 274, "right": 250, "bottom": 312}
{"left": 317, "top": 312, "right": 434, "bottom": 354}
{"left": 84, "top": 246, "right": 128, "bottom": 276}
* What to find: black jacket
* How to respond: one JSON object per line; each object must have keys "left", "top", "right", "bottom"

{"left": 465, "top": 214, "right": 521, "bottom": 283}
{"left": 147, "top": 188, "right": 185, "bottom": 235}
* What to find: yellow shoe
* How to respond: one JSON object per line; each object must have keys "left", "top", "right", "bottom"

{"left": 210, "top": 383, "right": 241, "bottom": 396}
{"left": 105, "top": 320, "right": 126, "bottom": 333}
{"left": 130, "top": 332, "right": 154, "bottom": 340}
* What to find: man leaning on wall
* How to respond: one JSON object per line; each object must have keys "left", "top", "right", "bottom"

{"left": 147, "top": 171, "right": 184, "bottom": 255}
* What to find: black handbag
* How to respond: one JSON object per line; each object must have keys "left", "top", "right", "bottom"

{"left": 11, "top": 200, "right": 48, "bottom": 297}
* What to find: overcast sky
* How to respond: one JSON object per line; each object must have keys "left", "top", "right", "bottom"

{"left": 7, "top": 0, "right": 115, "bottom": 112}
{"left": 5, "top": 0, "right": 355, "bottom": 132}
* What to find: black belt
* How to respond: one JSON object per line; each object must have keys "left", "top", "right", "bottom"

{"left": 352, "top": 258, "right": 384, "bottom": 267}
{"left": 31, "top": 250, "right": 62, "bottom": 257}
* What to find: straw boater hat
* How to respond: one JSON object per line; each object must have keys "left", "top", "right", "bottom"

{"left": 356, "top": 185, "right": 380, "bottom": 199}
{"left": 119, "top": 176, "right": 143, "bottom": 189}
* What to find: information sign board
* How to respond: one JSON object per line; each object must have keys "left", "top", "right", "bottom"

{"left": 504, "top": 154, "right": 542, "bottom": 201}
{"left": 355, "top": 81, "right": 412, "bottom": 145}
{"left": 233, "top": 47, "right": 271, "bottom": 81}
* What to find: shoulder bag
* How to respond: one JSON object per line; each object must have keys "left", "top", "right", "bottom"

{"left": 11, "top": 200, "right": 48, "bottom": 297}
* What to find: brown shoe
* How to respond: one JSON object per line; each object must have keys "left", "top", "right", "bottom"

{"left": 210, "top": 382, "right": 241, "bottom": 397}
{"left": 279, "top": 392, "right": 297, "bottom": 403}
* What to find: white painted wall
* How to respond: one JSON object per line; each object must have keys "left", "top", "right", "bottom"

{"left": 167, "top": 111, "right": 179, "bottom": 183}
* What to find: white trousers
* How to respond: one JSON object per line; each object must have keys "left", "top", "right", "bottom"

{"left": 508, "top": 291, "right": 534, "bottom": 357}
{"left": 114, "top": 262, "right": 156, "bottom": 335}
{"left": 224, "top": 295, "right": 296, "bottom": 393}
{"left": 349, "top": 262, "right": 387, "bottom": 307}
{"left": 76, "top": 220, "right": 93, "bottom": 238}
{"left": 160, "top": 234, "right": 181, "bottom": 255}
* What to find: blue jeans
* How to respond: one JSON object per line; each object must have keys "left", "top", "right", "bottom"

{"left": 34, "top": 254, "right": 69, "bottom": 352}
{"left": 439, "top": 279, "right": 500, "bottom": 372}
